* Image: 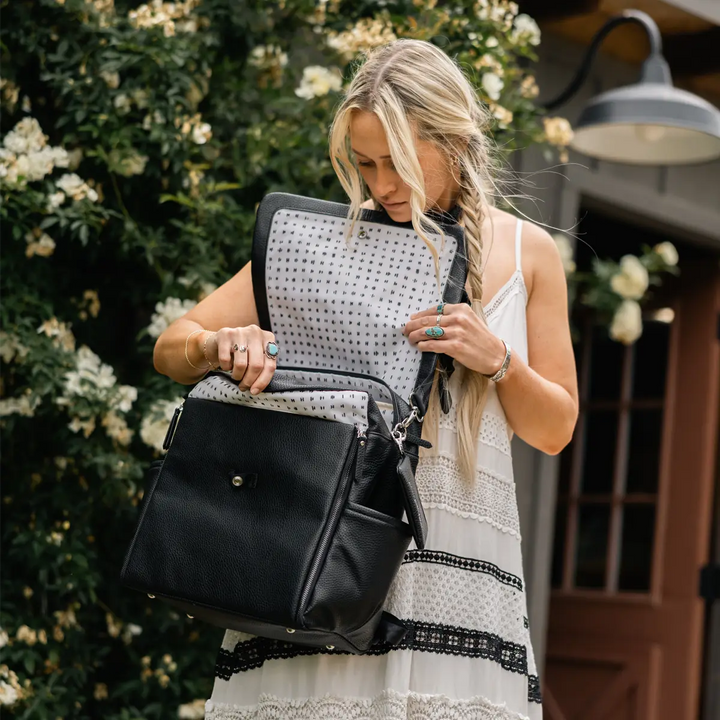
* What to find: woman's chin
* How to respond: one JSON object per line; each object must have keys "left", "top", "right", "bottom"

{"left": 382, "top": 202, "right": 410, "bottom": 220}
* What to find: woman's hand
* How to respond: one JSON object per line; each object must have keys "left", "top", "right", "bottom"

{"left": 402, "top": 303, "right": 506, "bottom": 377}
{"left": 205, "top": 325, "right": 278, "bottom": 394}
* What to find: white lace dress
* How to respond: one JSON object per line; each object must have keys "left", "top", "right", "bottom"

{"left": 205, "top": 220, "right": 542, "bottom": 720}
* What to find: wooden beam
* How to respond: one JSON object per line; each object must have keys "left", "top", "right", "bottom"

{"left": 515, "top": 0, "right": 601, "bottom": 21}
{"left": 663, "top": 27, "right": 720, "bottom": 76}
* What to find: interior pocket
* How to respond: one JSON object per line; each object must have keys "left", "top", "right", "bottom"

{"left": 188, "top": 374, "right": 371, "bottom": 433}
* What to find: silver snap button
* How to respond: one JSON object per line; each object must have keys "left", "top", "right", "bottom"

{"left": 286, "top": 628, "right": 296, "bottom": 634}
{"left": 326, "top": 644, "right": 335, "bottom": 650}
{"left": 358, "top": 230, "right": 367, "bottom": 239}
{"left": 147, "top": 593, "right": 155, "bottom": 599}
{"left": 360, "top": 441, "right": 365, "bottom": 446}
{"left": 232, "top": 476, "right": 244, "bottom": 487}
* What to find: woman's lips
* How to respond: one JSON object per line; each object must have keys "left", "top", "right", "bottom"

{"left": 382, "top": 201, "right": 406, "bottom": 208}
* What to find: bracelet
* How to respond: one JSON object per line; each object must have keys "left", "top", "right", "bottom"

{"left": 482, "top": 339, "right": 512, "bottom": 383}
{"left": 184, "top": 329, "right": 213, "bottom": 371}
{"left": 203, "top": 331, "right": 218, "bottom": 370}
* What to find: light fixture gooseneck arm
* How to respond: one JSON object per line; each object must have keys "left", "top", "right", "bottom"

{"left": 541, "top": 10, "right": 670, "bottom": 112}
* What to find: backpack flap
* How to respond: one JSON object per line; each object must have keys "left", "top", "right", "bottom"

{"left": 251, "top": 192, "right": 468, "bottom": 422}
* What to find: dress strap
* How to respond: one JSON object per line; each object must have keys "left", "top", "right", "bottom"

{"left": 515, "top": 219, "right": 523, "bottom": 273}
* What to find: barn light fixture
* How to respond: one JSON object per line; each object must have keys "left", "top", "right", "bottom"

{"left": 542, "top": 10, "right": 720, "bottom": 164}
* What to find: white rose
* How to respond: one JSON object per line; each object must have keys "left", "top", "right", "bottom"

{"left": 0, "top": 680, "right": 19, "bottom": 706}
{"left": 113, "top": 385, "right": 138, "bottom": 413}
{"left": 295, "top": 66, "right": 342, "bottom": 100}
{"left": 481, "top": 72, "right": 504, "bottom": 101}
{"left": 56, "top": 173, "right": 85, "bottom": 196}
{"left": 178, "top": 699, "right": 207, "bottom": 720}
{"left": 100, "top": 70, "right": 120, "bottom": 89}
{"left": 609, "top": 299, "right": 643, "bottom": 345}
{"left": 147, "top": 297, "right": 198, "bottom": 338}
{"left": 191, "top": 122, "right": 212, "bottom": 145}
{"left": 653, "top": 241, "right": 678, "bottom": 266}
{"left": 25, "top": 148, "right": 56, "bottom": 181}
{"left": 47, "top": 191, "right": 66, "bottom": 210}
{"left": 610, "top": 255, "right": 649, "bottom": 300}
{"left": 512, "top": 13, "right": 541, "bottom": 46}
{"left": 113, "top": 93, "right": 132, "bottom": 115}
{"left": 491, "top": 104, "right": 513, "bottom": 129}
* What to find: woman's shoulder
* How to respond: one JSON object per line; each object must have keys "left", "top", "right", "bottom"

{"left": 485, "top": 206, "right": 564, "bottom": 301}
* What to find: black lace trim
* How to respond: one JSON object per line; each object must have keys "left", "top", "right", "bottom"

{"left": 523, "top": 616, "right": 529, "bottom": 629}
{"left": 528, "top": 674, "right": 542, "bottom": 704}
{"left": 216, "top": 620, "right": 528, "bottom": 681}
{"left": 402, "top": 550, "right": 524, "bottom": 591}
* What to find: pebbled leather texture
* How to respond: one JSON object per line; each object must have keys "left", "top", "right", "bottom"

{"left": 122, "top": 396, "right": 357, "bottom": 628}
{"left": 303, "top": 502, "right": 412, "bottom": 634}
{"left": 396, "top": 453, "right": 429, "bottom": 550}
{"left": 121, "top": 379, "right": 423, "bottom": 652}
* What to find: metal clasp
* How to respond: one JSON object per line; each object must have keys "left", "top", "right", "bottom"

{"left": 391, "top": 405, "right": 424, "bottom": 455}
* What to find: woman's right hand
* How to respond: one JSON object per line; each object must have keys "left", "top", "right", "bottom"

{"left": 205, "top": 325, "right": 278, "bottom": 394}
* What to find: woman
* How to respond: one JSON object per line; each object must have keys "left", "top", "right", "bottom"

{"left": 153, "top": 38, "right": 578, "bottom": 720}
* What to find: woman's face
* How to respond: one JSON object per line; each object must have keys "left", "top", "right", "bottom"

{"left": 349, "top": 110, "right": 459, "bottom": 221}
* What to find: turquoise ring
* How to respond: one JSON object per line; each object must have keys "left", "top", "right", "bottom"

{"left": 264, "top": 341, "right": 280, "bottom": 360}
{"left": 425, "top": 326, "right": 445, "bottom": 338}
{"left": 437, "top": 302, "right": 446, "bottom": 314}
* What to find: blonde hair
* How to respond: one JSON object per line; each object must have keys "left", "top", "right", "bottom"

{"left": 329, "top": 38, "right": 508, "bottom": 485}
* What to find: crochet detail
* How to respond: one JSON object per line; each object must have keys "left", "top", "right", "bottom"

{"left": 437, "top": 409, "right": 512, "bottom": 455}
{"left": 214, "top": 620, "right": 529, "bottom": 681}
{"left": 415, "top": 455, "right": 521, "bottom": 538}
{"left": 403, "top": 550, "right": 523, "bottom": 591}
{"left": 484, "top": 270, "right": 527, "bottom": 320}
{"left": 205, "top": 688, "right": 535, "bottom": 720}
{"left": 528, "top": 675, "right": 543, "bottom": 704}
{"left": 385, "top": 559, "right": 529, "bottom": 645}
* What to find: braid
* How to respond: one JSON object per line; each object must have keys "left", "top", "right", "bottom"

{"left": 420, "top": 185, "right": 491, "bottom": 485}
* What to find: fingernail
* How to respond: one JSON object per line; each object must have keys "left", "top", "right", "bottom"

{"left": 250, "top": 388, "right": 259, "bottom": 395}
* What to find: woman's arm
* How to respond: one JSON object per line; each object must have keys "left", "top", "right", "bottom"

{"left": 403, "top": 220, "right": 578, "bottom": 455}
{"left": 153, "top": 260, "right": 261, "bottom": 385}
{"left": 494, "top": 222, "right": 579, "bottom": 455}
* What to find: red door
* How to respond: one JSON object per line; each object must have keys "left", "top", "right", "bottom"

{"left": 543, "top": 211, "right": 720, "bottom": 720}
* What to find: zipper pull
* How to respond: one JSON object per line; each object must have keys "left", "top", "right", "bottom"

{"left": 162, "top": 404, "right": 184, "bottom": 451}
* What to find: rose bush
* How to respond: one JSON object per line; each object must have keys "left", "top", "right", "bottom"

{"left": 552, "top": 232, "right": 680, "bottom": 345}
{"left": 1, "top": 1, "right": 571, "bottom": 717}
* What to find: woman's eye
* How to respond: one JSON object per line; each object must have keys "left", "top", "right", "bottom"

{"left": 358, "top": 161, "right": 372, "bottom": 167}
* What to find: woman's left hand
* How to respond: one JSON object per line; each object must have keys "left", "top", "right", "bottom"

{"left": 402, "top": 303, "right": 506, "bottom": 377}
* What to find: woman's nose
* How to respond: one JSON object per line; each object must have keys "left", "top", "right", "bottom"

{"left": 375, "top": 169, "right": 397, "bottom": 198}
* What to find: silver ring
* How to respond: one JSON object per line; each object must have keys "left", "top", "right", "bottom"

{"left": 231, "top": 344, "right": 247, "bottom": 353}
{"left": 436, "top": 314, "right": 442, "bottom": 326}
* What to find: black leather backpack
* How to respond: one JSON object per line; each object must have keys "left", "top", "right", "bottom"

{"left": 120, "top": 193, "right": 467, "bottom": 654}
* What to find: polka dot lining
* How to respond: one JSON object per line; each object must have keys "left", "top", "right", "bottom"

{"left": 264, "top": 209, "right": 459, "bottom": 404}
